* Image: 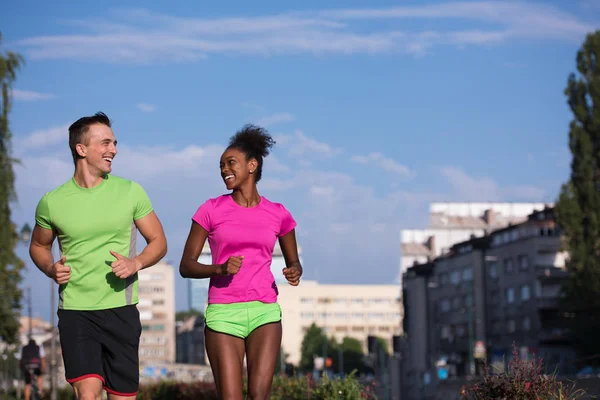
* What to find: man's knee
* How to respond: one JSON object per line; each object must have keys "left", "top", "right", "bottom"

{"left": 75, "top": 390, "right": 102, "bottom": 400}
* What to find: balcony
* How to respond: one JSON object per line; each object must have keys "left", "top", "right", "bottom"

{"left": 538, "top": 327, "right": 570, "bottom": 344}
{"left": 537, "top": 297, "right": 560, "bottom": 310}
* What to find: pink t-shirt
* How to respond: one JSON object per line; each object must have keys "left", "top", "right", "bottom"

{"left": 192, "top": 194, "right": 297, "bottom": 304}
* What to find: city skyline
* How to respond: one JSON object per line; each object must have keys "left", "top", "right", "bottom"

{"left": 2, "top": 1, "right": 598, "bottom": 320}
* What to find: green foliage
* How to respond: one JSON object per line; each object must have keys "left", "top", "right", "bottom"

{"left": 132, "top": 372, "right": 378, "bottom": 400}
{"left": 175, "top": 308, "right": 204, "bottom": 322}
{"left": 0, "top": 31, "right": 26, "bottom": 344}
{"left": 298, "top": 323, "right": 372, "bottom": 374}
{"left": 554, "top": 30, "right": 600, "bottom": 363}
{"left": 460, "top": 344, "right": 587, "bottom": 400}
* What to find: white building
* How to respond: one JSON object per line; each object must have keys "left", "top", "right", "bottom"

{"left": 277, "top": 281, "right": 402, "bottom": 366}
{"left": 138, "top": 261, "right": 176, "bottom": 366}
{"left": 399, "top": 202, "right": 551, "bottom": 281}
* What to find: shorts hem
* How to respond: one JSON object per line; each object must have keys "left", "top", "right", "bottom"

{"left": 205, "top": 325, "right": 245, "bottom": 339}
{"left": 67, "top": 374, "right": 105, "bottom": 384}
{"left": 104, "top": 386, "right": 138, "bottom": 397}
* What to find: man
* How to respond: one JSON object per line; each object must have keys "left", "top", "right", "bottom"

{"left": 29, "top": 112, "right": 167, "bottom": 400}
{"left": 19, "top": 339, "right": 46, "bottom": 400}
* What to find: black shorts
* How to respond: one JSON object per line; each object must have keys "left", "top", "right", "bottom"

{"left": 57, "top": 305, "right": 141, "bottom": 396}
{"left": 22, "top": 367, "right": 41, "bottom": 385}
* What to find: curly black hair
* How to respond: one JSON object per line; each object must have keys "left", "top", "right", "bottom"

{"left": 227, "top": 124, "right": 275, "bottom": 183}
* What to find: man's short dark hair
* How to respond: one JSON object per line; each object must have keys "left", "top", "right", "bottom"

{"left": 68, "top": 112, "right": 111, "bottom": 165}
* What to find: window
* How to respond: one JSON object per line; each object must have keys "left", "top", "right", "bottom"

{"left": 465, "top": 293, "right": 473, "bottom": 307}
{"left": 462, "top": 267, "right": 473, "bottom": 281}
{"left": 439, "top": 273, "right": 448, "bottom": 285}
{"left": 505, "top": 288, "right": 515, "bottom": 304}
{"left": 439, "top": 299, "right": 450, "bottom": 313}
{"left": 507, "top": 319, "right": 516, "bottom": 333}
{"left": 504, "top": 258, "right": 514, "bottom": 274}
{"left": 152, "top": 299, "right": 164, "bottom": 306}
{"left": 451, "top": 271, "right": 460, "bottom": 285}
{"left": 519, "top": 255, "right": 529, "bottom": 271}
{"left": 520, "top": 285, "right": 530, "bottom": 301}
{"left": 300, "top": 297, "right": 313, "bottom": 304}
{"left": 441, "top": 325, "right": 451, "bottom": 339}
{"left": 489, "top": 262, "right": 498, "bottom": 279}
{"left": 523, "top": 316, "right": 531, "bottom": 331}
{"left": 452, "top": 297, "right": 462, "bottom": 310}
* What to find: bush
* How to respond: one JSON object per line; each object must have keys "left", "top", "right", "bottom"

{"left": 460, "top": 343, "right": 587, "bottom": 400}
{"left": 136, "top": 371, "right": 377, "bottom": 400}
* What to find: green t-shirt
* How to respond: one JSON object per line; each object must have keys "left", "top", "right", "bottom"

{"left": 34, "top": 174, "right": 153, "bottom": 311}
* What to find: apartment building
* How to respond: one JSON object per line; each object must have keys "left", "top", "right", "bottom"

{"left": 277, "top": 281, "right": 402, "bottom": 366}
{"left": 176, "top": 315, "right": 206, "bottom": 365}
{"left": 138, "top": 261, "right": 176, "bottom": 366}
{"left": 400, "top": 207, "right": 573, "bottom": 400}
{"left": 400, "top": 202, "right": 549, "bottom": 280}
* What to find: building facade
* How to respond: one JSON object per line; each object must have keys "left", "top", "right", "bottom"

{"left": 138, "top": 261, "right": 176, "bottom": 366}
{"left": 176, "top": 315, "right": 206, "bottom": 365}
{"left": 277, "top": 281, "right": 402, "bottom": 366}
{"left": 400, "top": 207, "right": 573, "bottom": 400}
{"left": 400, "top": 202, "right": 550, "bottom": 281}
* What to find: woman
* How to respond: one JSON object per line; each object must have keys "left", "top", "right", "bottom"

{"left": 179, "top": 124, "right": 303, "bottom": 400}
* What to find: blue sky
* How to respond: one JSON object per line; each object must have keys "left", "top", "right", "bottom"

{"left": 2, "top": 0, "right": 598, "bottom": 321}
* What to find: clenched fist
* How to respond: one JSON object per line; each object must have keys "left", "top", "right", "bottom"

{"left": 219, "top": 256, "right": 244, "bottom": 276}
{"left": 48, "top": 256, "right": 71, "bottom": 285}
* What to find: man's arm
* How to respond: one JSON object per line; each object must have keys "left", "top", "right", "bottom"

{"left": 110, "top": 211, "right": 167, "bottom": 279}
{"left": 29, "top": 225, "right": 71, "bottom": 284}
{"left": 133, "top": 211, "right": 168, "bottom": 270}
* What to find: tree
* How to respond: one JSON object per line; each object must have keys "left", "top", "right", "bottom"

{"left": 0, "top": 32, "right": 25, "bottom": 344}
{"left": 175, "top": 308, "right": 203, "bottom": 322}
{"left": 339, "top": 337, "right": 366, "bottom": 375}
{"left": 554, "top": 30, "right": 600, "bottom": 363}
{"left": 298, "top": 323, "right": 337, "bottom": 372}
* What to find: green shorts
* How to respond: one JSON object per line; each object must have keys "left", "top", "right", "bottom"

{"left": 204, "top": 301, "right": 282, "bottom": 339}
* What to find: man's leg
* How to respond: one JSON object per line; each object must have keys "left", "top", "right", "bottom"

{"left": 72, "top": 378, "right": 103, "bottom": 400}
{"left": 23, "top": 369, "right": 32, "bottom": 400}
{"left": 99, "top": 305, "right": 142, "bottom": 400}
{"left": 58, "top": 309, "right": 105, "bottom": 400}
{"left": 205, "top": 327, "right": 246, "bottom": 400}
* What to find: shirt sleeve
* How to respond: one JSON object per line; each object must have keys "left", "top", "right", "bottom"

{"left": 279, "top": 204, "right": 297, "bottom": 237}
{"left": 39, "top": 346, "right": 46, "bottom": 357}
{"left": 132, "top": 182, "right": 154, "bottom": 220}
{"left": 192, "top": 200, "right": 213, "bottom": 232}
{"left": 35, "top": 194, "right": 52, "bottom": 230}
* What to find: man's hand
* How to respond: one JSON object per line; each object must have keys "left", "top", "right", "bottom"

{"left": 219, "top": 256, "right": 244, "bottom": 276}
{"left": 282, "top": 265, "right": 302, "bottom": 286}
{"left": 48, "top": 256, "right": 71, "bottom": 285}
{"left": 110, "top": 250, "right": 142, "bottom": 279}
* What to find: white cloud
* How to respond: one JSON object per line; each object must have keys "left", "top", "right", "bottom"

{"left": 137, "top": 103, "right": 156, "bottom": 113}
{"left": 351, "top": 152, "right": 413, "bottom": 178}
{"left": 12, "top": 89, "right": 55, "bottom": 101}
{"left": 278, "top": 130, "right": 343, "bottom": 158}
{"left": 14, "top": 2, "right": 591, "bottom": 63}
{"left": 255, "top": 112, "right": 295, "bottom": 127}
{"left": 15, "top": 124, "right": 70, "bottom": 151}
{"left": 440, "top": 166, "right": 546, "bottom": 201}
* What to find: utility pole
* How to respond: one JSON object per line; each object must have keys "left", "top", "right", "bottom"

{"left": 28, "top": 286, "right": 32, "bottom": 339}
{"left": 468, "top": 280, "right": 475, "bottom": 376}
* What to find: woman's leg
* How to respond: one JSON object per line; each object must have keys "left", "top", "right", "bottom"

{"left": 245, "top": 322, "right": 282, "bottom": 400}
{"left": 205, "top": 327, "right": 246, "bottom": 400}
